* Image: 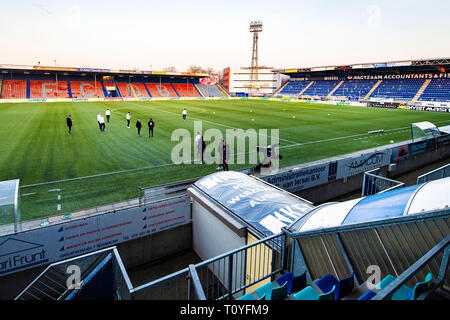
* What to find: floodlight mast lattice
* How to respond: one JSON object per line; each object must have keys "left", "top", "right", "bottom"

{"left": 250, "top": 20, "right": 263, "bottom": 93}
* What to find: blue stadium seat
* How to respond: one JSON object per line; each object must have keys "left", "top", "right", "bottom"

{"left": 315, "top": 272, "right": 355, "bottom": 300}
{"left": 418, "top": 79, "right": 450, "bottom": 102}
{"left": 293, "top": 285, "right": 336, "bottom": 300}
{"left": 275, "top": 271, "right": 307, "bottom": 294}
{"left": 302, "top": 80, "right": 340, "bottom": 97}
{"left": 369, "top": 79, "right": 424, "bottom": 100}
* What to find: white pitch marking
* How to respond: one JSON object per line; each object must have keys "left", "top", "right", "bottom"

{"left": 57, "top": 204, "right": 61, "bottom": 211}
{"left": 21, "top": 192, "right": 36, "bottom": 197}
{"left": 57, "top": 195, "right": 61, "bottom": 201}
{"left": 48, "top": 188, "right": 61, "bottom": 192}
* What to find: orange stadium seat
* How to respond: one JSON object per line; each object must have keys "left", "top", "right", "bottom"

{"left": 145, "top": 83, "right": 178, "bottom": 98}
{"left": 29, "top": 80, "right": 69, "bottom": 98}
{"left": 2, "top": 80, "right": 27, "bottom": 99}
{"left": 172, "top": 83, "right": 201, "bottom": 97}
{"left": 116, "top": 82, "right": 150, "bottom": 98}
{"left": 70, "top": 81, "right": 105, "bottom": 98}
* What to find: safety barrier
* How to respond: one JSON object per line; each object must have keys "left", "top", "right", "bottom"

{"left": 361, "top": 168, "right": 405, "bottom": 196}
{"left": 417, "top": 163, "right": 450, "bottom": 184}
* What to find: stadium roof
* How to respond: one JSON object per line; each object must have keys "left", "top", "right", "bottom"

{"left": 274, "top": 57, "right": 450, "bottom": 75}
{"left": 0, "top": 63, "right": 209, "bottom": 77}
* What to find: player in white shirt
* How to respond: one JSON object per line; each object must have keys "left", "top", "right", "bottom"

{"left": 98, "top": 114, "right": 105, "bottom": 132}
{"left": 105, "top": 109, "right": 111, "bottom": 123}
{"left": 97, "top": 112, "right": 103, "bottom": 131}
{"left": 126, "top": 112, "right": 131, "bottom": 128}
{"left": 182, "top": 108, "right": 187, "bottom": 120}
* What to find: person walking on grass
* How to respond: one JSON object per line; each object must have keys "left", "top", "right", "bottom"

{"left": 105, "top": 108, "right": 111, "bottom": 123}
{"left": 66, "top": 115, "right": 72, "bottom": 135}
{"left": 99, "top": 113, "right": 106, "bottom": 132}
{"left": 182, "top": 108, "right": 187, "bottom": 120}
{"left": 148, "top": 118, "right": 155, "bottom": 138}
{"left": 136, "top": 118, "right": 142, "bottom": 137}
{"left": 126, "top": 112, "right": 131, "bottom": 128}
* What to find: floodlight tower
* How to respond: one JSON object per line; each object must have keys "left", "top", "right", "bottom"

{"left": 249, "top": 20, "right": 263, "bottom": 91}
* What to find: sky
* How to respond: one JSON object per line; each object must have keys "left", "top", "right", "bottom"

{"left": 1, "top": 0, "right": 450, "bottom": 72}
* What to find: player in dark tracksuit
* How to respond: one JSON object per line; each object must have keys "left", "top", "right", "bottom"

{"left": 136, "top": 119, "right": 142, "bottom": 137}
{"left": 148, "top": 118, "right": 155, "bottom": 137}
{"left": 66, "top": 115, "right": 72, "bottom": 135}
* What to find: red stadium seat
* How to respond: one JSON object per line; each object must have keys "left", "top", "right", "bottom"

{"left": 145, "top": 83, "right": 178, "bottom": 98}
{"left": 172, "top": 83, "right": 201, "bottom": 97}
{"left": 70, "top": 81, "right": 105, "bottom": 98}
{"left": 29, "top": 80, "right": 69, "bottom": 98}
{"left": 2, "top": 80, "right": 27, "bottom": 99}
{"left": 116, "top": 82, "right": 150, "bottom": 98}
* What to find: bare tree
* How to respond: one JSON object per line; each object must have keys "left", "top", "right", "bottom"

{"left": 164, "top": 66, "right": 177, "bottom": 72}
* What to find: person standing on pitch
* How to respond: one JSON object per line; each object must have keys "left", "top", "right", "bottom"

{"left": 97, "top": 112, "right": 103, "bottom": 131}
{"left": 201, "top": 135, "right": 206, "bottom": 164}
{"left": 136, "top": 118, "right": 142, "bottom": 137}
{"left": 99, "top": 113, "right": 106, "bottom": 132}
{"left": 148, "top": 118, "right": 155, "bottom": 138}
{"left": 105, "top": 109, "right": 111, "bottom": 123}
{"left": 195, "top": 132, "right": 202, "bottom": 163}
{"left": 182, "top": 108, "right": 187, "bottom": 120}
{"left": 218, "top": 139, "right": 230, "bottom": 171}
{"left": 66, "top": 115, "right": 73, "bottom": 135}
{"left": 126, "top": 112, "right": 131, "bottom": 128}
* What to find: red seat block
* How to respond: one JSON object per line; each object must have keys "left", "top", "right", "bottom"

{"left": 70, "top": 81, "right": 105, "bottom": 98}
{"left": 30, "top": 80, "right": 69, "bottom": 98}
{"left": 117, "top": 82, "right": 150, "bottom": 98}
{"left": 2, "top": 80, "right": 27, "bottom": 99}
{"left": 145, "top": 83, "right": 178, "bottom": 97}
{"left": 172, "top": 83, "right": 201, "bottom": 97}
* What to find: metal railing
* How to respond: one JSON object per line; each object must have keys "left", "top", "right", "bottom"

{"left": 373, "top": 235, "right": 450, "bottom": 300}
{"left": 417, "top": 163, "right": 450, "bottom": 184}
{"left": 15, "top": 247, "right": 132, "bottom": 301}
{"left": 361, "top": 168, "right": 405, "bottom": 196}
{"left": 130, "top": 233, "right": 286, "bottom": 300}
{"left": 286, "top": 208, "right": 450, "bottom": 292}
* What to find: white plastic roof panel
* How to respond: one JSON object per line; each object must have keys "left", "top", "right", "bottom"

{"left": 406, "top": 176, "right": 450, "bottom": 215}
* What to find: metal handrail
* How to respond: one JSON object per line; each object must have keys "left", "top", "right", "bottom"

{"left": 373, "top": 235, "right": 450, "bottom": 300}
{"left": 130, "top": 233, "right": 284, "bottom": 298}
{"left": 416, "top": 163, "right": 450, "bottom": 184}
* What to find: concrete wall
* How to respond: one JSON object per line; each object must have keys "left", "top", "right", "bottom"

{"left": 0, "top": 222, "right": 192, "bottom": 300}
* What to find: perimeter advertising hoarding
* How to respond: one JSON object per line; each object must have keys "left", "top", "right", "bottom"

{"left": 261, "top": 149, "right": 392, "bottom": 193}
{"left": 0, "top": 196, "right": 190, "bottom": 276}
{"left": 336, "top": 149, "right": 392, "bottom": 179}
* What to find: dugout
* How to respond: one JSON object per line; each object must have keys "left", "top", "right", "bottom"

{"left": 187, "top": 171, "right": 315, "bottom": 293}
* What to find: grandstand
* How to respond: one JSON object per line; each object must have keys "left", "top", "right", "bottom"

{"left": 275, "top": 57, "right": 450, "bottom": 108}
{"left": 0, "top": 66, "right": 220, "bottom": 100}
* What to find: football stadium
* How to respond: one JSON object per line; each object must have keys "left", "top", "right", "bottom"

{"left": 0, "top": 1, "right": 449, "bottom": 309}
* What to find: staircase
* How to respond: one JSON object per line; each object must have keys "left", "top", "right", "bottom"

{"left": 216, "top": 82, "right": 230, "bottom": 97}
{"left": 15, "top": 252, "right": 110, "bottom": 300}
{"left": 364, "top": 79, "right": 383, "bottom": 99}
{"left": 327, "top": 80, "right": 344, "bottom": 97}
{"left": 271, "top": 80, "right": 290, "bottom": 97}
{"left": 298, "top": 81, "right": 314, "bottom": 97}
{"left": 412, "top": 79, "right": 432, "bottom": 102}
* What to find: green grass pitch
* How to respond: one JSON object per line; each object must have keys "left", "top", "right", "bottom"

{"left": 0, "top": 99, "right": 449, "bottom": 221}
